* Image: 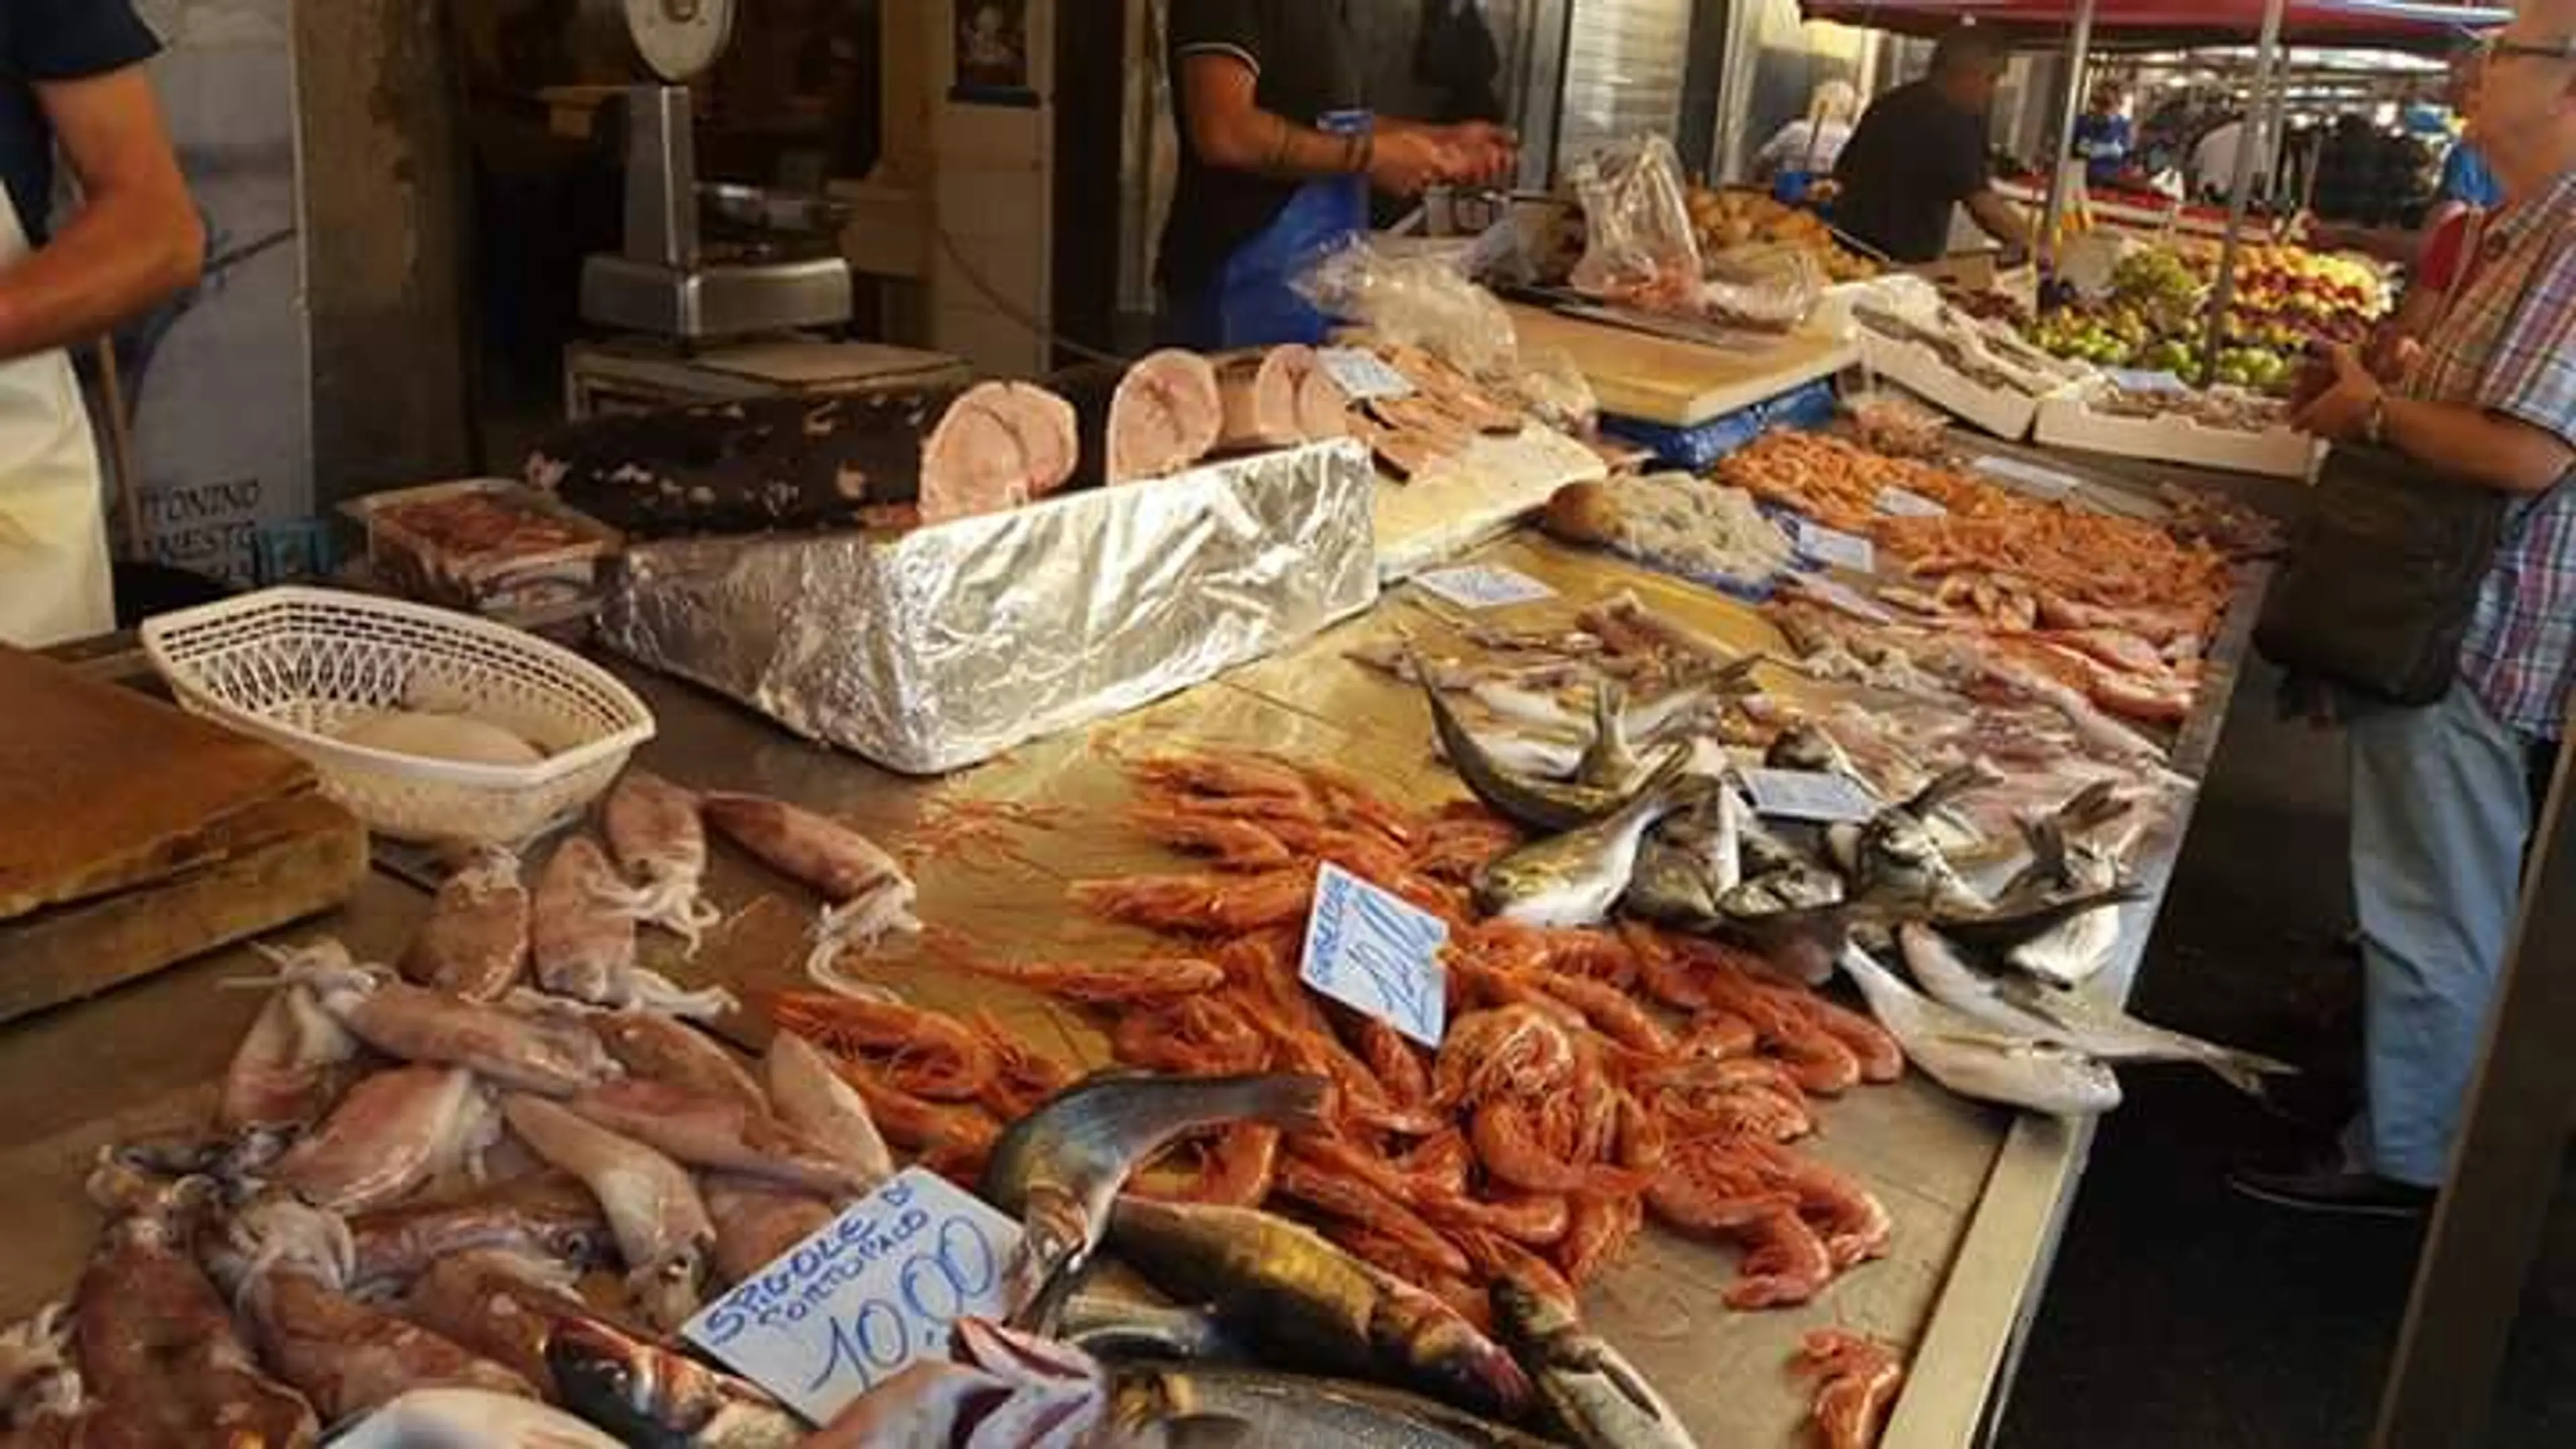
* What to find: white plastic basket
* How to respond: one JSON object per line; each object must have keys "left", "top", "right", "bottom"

{"left": 140, "top": 586, "right": 656, "bottom": 844}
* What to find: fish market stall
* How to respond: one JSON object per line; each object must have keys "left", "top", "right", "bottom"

{"left": 0, "top": 399, "right": 2273, "bottom": 1444}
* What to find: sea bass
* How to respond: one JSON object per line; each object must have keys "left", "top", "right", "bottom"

{"left": 1106, "top": 1197, "right": 1532, "bottom": 1420}
{"left": 1897, "top": 923, "right": 2294, "bottom": 1096}
{"left": 1491, "top": 1275, "right": 1696, "bottom": 1449}
{"left": 1837, "top": 947, "right": 2121, "bottom": 1116}
{"left": 1474, "top": 778, "right": 1686, "bottom": 928}
{"left": 978, "top": 1072, "right": 1328, "bottom": 1332}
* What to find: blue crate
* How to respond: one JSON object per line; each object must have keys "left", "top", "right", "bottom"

{"left": 1599, "top": 376, "right": 1839, "bottom": 472}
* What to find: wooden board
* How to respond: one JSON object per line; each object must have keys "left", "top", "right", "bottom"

{"left": 0, "top": 645, "right": 318, "bottom": 920}
{"left": 1508, "top": 303, "right": 1856, "bottom": 427}
{"left": 0, "top": 790, "right": 366, "bottom": 1026}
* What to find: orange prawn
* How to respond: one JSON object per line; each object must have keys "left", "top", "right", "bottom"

{"left": 766, "top": 991, "right": 998, "bottom": 1102}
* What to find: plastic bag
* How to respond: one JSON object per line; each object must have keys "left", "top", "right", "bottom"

{"left": 1566, "top": 135, "right": 1704, "bottom": 305}
{"left": 1699, "top": 241, "right": 1826, "bottom": 331}
{"left": 1507, "top": 345, "right": 1599, "bottom": 435}
{"left": 1294, "top": 233, "right": 1520, "bottom": 378}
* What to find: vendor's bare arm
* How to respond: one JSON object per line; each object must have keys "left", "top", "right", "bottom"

{"left": 0, "top": 68, "right": 202, "bottom": 360}
{"left": 2385, "top": 397, "right": 2574, "bottom": 495}
{"left": 1179, "top": 55, "right": 1454, "bottom": 193}
{"left": 1964, "top": 189, "right": 2033, "bottom": 253}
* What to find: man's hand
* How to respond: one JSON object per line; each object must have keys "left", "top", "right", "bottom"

{"left": 2292, "top": 344, "right": 2383, "bottom": 442}
{"left": 1368, "top": 129, "right": 1464, "bottom": 197}
{"left": 1438, "top": 121, "right": 1519, "bottom": 186}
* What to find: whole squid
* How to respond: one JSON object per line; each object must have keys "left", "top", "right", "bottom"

{"left": 594, "top": 1010, "right": 765, "bottom": 1113}
{"left": 348, "top": 1172, "right": 614, "bottom": 1291}
{"left": 400, "top": 845, "right": 531, "bottom": 1002}
{"left": 217, "top": 980, "right": 361, "bottom": 1136}
{"left": 267, "top": 1066, "right": 498, "bottom": 1215}
{"left": 699, "top": 792, "right": 919, "bottom": 992}
{"left": 260, "top": 941, "right": 615, "bottom": 1096}
{"left": 533, "top": 839, "right": 737, "bottom": 1019}
{"left": 763, "top": 1030, "right": 896, "bottom": 1191}
{"left": 501, "top": 1095, "right": 714, "bottom": 1332}
{"left": 558, "top": 1078, "right": 871, "bottom": 1197}
{"left": 601, "top": 768, "right": 723, "bottom": 954}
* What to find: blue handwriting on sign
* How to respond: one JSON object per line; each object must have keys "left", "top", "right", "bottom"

{"left": 1301, "top": 863, "right": 1450, "bottom": 1047}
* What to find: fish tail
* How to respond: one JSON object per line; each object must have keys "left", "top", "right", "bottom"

{"left": 2207, "top": 1051, "right": 2299, "bottom": 1097}
{"left": 1230, "top": 1073, "right": 1333, "bottom": 1134}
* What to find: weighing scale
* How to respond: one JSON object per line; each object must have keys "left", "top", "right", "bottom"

{"left": 576, "top": 0, "right": 856, "bottom": 339}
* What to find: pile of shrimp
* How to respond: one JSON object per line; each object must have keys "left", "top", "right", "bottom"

{"left": 1718, "top": 429, "right": 2231, "bottom": 641}
{"left": 775, "top": 749, "right": 1907, "bottom": 1322}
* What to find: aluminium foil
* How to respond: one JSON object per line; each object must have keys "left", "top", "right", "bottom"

{"left": 600, "top": 439, "right": 1379, "bottom": 774}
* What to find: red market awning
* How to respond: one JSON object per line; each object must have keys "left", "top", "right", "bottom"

{"left": 1798, "top": 0, "right": 2504, "bottom": 50}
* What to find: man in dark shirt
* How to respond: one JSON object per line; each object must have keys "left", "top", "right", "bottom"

{"left": 1833, "top": 28, "right": 2031, "bottom": 265}
{"left": 1158, "top": 0, "right": 1512, "bottom": 346}
{"left": 0, "top": 0, "right": 204, "bottom": 645}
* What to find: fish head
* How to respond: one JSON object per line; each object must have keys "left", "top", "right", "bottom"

{"left": 546, "top": 1316, "right": 706, "bottom": 1433}
{"left": 1487, "top": 1269, "right": 1580, "bottom": 1348}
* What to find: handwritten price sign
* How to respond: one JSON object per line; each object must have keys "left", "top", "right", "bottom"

{"left": 683, "top": 1169, "right": 1021, "bottom": 1424}
{"left": 1300, "top": 862, "right": 1450, "bottom": 1047}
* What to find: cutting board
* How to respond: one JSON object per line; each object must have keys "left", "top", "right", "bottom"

{"left": 0, "top": 646, "right": 367, "bottom": 1019}
{"left": 1508, "top": 303, "right": 1858, "bottom": 427}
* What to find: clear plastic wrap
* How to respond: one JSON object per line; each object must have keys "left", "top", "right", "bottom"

{"left": 1295, "top": 234, "right": 1520, "bottom": 378}
{"left": 1698, "top": 241, "right": 1826, "bottom": 331}
{"left": 1566, "top": 136, "right": 1704, "bottom": 303}
{"left": 1506, "top": 345, "right": 1599, "bottom": 435}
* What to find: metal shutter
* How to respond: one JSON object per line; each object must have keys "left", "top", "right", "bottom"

{"left": 1554, "top": 0, "right": 1693, "bottom": 171}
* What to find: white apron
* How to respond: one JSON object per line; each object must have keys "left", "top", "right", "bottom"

{"left": 0, "top": 181, "right": 114, "bottom": 649}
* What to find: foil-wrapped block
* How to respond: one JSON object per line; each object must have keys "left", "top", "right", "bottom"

{"left": 600, "top": 439, "right": 1379, "bottom": 774}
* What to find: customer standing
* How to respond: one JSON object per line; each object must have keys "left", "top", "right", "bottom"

{"left": 2237, "top": 9, "right": 2576, "bottom": 1215}
{"left": 1833, "top": 28, "right": 2031, "bottom": 265}
{"left": 1752, "top": 79, "right": 1859, "bottom": 182}
{"left": 0, "top": 1, "right": 203, "bottom": 647}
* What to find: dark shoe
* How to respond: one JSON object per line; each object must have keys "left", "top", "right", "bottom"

{"left": 2229, "top": 1156, "right": 2434, "bottom": 1218}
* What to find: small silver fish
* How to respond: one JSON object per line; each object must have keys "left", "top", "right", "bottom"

{"left": 544, "top": 1316, "right": 802, "bottom": 1449}
{"left": 978, "top": 1073, "right": 1328, "bottom": 1332}
{"left": 1839, "top": 946, "right": 2123, "bottom": 1116}
{"left": 1764, "top": 721, "right": 1858, "bottom": 778}
{"left": 1491, "top": 1279, "right": 1697, "bottom": 1449}
{"left": 1474, "top": 777, "right": 1686, "bottom": 928}
{"left": 1849, "top": 764, "right": 1995, "bottom": 913}
{"left": 1898, "top": 924, "right": 2294, "bottom": 1096}
{"left": 1114, "top": 1367, "right": 1557, "bottom": 1449}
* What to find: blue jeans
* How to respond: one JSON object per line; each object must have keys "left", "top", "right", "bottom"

{"left": 2347, "top": 684, "right": 2538, "bottom": 1186}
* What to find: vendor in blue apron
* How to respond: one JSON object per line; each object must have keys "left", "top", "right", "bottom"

{"left": 0, "top": 1, "right": 205, "bottom": 647}
{"left": 1158, "top": 0, "right": 1514, "bottom": 350}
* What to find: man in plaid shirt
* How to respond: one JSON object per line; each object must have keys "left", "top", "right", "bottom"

{"left": 2237, "top": 6, "right": 2576, "bottom": 1216}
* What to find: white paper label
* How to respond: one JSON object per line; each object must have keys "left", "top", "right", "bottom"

{"left": 1740, "top": 767, "right": 1882, "bottom": 824}
{"left": 684, "top": 1169, "right": 1022, "bottom": 1425}
{"left": 1316, "top": 347, "right": 1416, "bottom": 401}
{"left": 1414, "top": 564, "right": 1558, "bottom": 610}
{"left": 1796, "top": 521, "right": 1877, "bottom": 575}
{"left": 1300, "top": 862, "right": 1450, "bottom": 1047}
{"left": 1971, "top": 455, "right": 2080, "bottom": 500}
{"left": 1876, "top": 486, "right": 1948, "bottom": 519}
{"left": 1790, "top": 574, "right": 1896, "bottom": 624}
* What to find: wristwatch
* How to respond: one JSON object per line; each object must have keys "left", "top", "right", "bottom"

{"left": 2363, "top": 390, "right": 2390, "bottom": 447}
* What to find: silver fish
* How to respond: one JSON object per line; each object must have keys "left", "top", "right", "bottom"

{"left": 979, "top": 1073, "right": 1328, "bottom": 1333}
{"left": 1057, "top": 1295, "right": 1244, "bottom": 1364}
{"left": 329, "top": 1387, "right": 626, "bottom": 1448}
{"left": 1764, "top": 720, "right": 1858, "bottom": 778}
{"left": 1491, "top": 1277, "right": 1696, "bottom": 1449}
{"left": 544, "top": 1316, "right": 803, "bottom": 1449}
{"left": 1419, "top": 665, "right": 1680, "bottom": 833}
{"left": 1114, "top": 1368, "right": 1556, "bottom": 1449}
{"left": 1839, "top": 946, "right": 2122, "bottom": 1116}
{"left": 1474, "top": 777, "right": 1686, "bottom": 928}
{"left": 1994, "top": 791, "right": 2139, "bottom": 987}
{"left": 1847, "top": 764, "right": 1996, "bottom": 913}
{"left": 1898, "top": 924, "right": 2294, "bottom": 1096}
{"left": 1573, "top": 680, "right": 1639, "bottom": 791}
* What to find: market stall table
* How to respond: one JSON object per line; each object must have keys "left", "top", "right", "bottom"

{"left": 0, "top": 457, "right": 2265, "bottom": 1446}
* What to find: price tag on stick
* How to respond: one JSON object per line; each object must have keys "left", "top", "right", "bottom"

{"left": 1300, "top": 862, "right": 1450, "bottom": 1047}
{"left": 684, "top": 1169, "right": 1022, "bottom": 1425}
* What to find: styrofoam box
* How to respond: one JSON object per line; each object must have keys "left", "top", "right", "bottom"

{"left": 2034, "top": 389, "right": 2326, "bottom": 482}
{"left": 1854, "top": 327, "right": 2072, "bottom": 441}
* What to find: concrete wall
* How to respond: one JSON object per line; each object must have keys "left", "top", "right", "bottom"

{"left": 292, "top": 0, "right": 472, "bottom": 502}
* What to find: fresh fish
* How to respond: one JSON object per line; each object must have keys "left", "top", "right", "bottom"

{"left": 1621, "top": 784, "right": 1746, "bottom": 926}
{"left": 1992, "top": 788, "right": 2139, "bottom": 987}
{"left": 1626, "top": 676, "right": 1731, "bottom": 743}
{"left": 502, "top": 1095, "right": 714, "bottom": 1332}
{"left": 1474, "top": 777, "right": 1686, "bottom": 928}
{"left": 1466, "top": 730, "right": 1587, "bottom": 783}
{"left": 559, "top": 1077, "right": 871, "bottom": 1197}
{"left": 1490, "top": 1276, "right": 1696, "bottom": 1449}
{"left": 1470, "top": 680, "right": 1585, "bottom": 735}
{"left": 1573, "top": 680, "right": 1639, "bottom": 791}
{"left": 219, "top": 979, "right": 362, "bottom": 1136}
{"left": 1715, "top": 862, "right": 1847, "bottom": 920}
{"left": 1764, "top": 721, "right": 1858, "bottom": 778}
{"left": 348, "top": 1171, "right": 614, "bottom": 1290}
{"left": 1419, "top": 667, "right": 1669, "bottom": 833}
{"left": 1837, "top": 947, "right": 2121, "bottom": 1116}
{"left": 268, "top": 1065, "right": 500, "bottom": 1214}
{"left": 1113, "top": 1367, "right": 1556, "bottom": 1448}
{"left": 400, "top": 845, "right": 531, "bottom": 1001}
{"left": 1057, "top": 1295, "right": 1244, "bottom": 1363}
{"left": 544, "top": 1316, "right": 803, "bottom": 1449}
{"left": 602, "top": 768, "right": 723, "bottom": 955}
{"left": 1106, "top": 1197, "right": 1532, "bottom": 1419}
{"left": 260, "top": 941, "right": 616, "bottom": 1097}
{"left": 72, "top": 1170, "right": 318, "bottom": 1449}
{"left": 328, "top": 1387, "right": 625, "bottom": 1449}
{"left": 1847, "top": 764, "right": 1995, "bottom": 912}
{"left": 763, "top": 1032, "right": 896, "bottom": 1191}
{"left": 979, "top": 1072, "right": 1329, "bottom": 1332}
{"left": 209, "top": 1195, "right": 537, "bottom": 1421}
{"left": 593, "top": 1011, "right": 765, "bottom": 1114}
{"left": 1898, "top": 924, "right": 2294, "bottom": 1095}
